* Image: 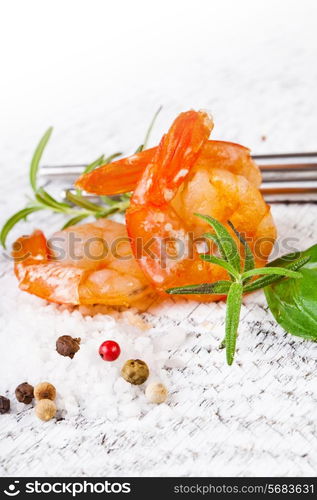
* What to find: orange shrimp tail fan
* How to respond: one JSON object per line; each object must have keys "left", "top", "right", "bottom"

{"left": 12, "top": 231, "right": 84, "bottom": 304}
{"left": 75, "top": 148, "right": 155, "bottom": 196}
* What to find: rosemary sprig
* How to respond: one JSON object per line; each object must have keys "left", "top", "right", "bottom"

{"left": 135, "top": 105, "right": 162, "bottom": 152}
{"left": 0, "top": 108, "right": 162, "bottom": 248}
{"left": 0, "top": 206, "right": 44, "bottom": 248}
{"left": 0, "top": 129, "right": 128, "bottom": 248}
{"left": 29, "top": 127, "right": 53, "bottom": 192}
{"left": 225, "top": 282, "right": 243, "bottom": 365}
{"left": 167, "top": 215, "right": 306, "bottom": 366}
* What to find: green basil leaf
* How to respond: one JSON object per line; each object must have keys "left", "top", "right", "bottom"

{"left": 225, "top": 282, "right": 243, "bottom": 365}
{"left": 166, "top": 280, "right": 231, "bottom": 295}
{"left": 195, "top": 214, "right": 241, "bottom": 272}
{"left": 264, "top": 244, "right": 317, "bottom": 341}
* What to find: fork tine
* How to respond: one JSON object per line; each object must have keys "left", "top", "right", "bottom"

{"left": 41, "top": 152, "right": 317, "bottom": 203}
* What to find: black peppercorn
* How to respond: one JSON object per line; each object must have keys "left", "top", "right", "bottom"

{"left": 56, "top": 335, "right": 81, "bottom": 359}
{"left": 15, "top": 382, "right": 34, "bottom": 404}
{"left": 0, "top": 395, "right": 10, "bottom": 414}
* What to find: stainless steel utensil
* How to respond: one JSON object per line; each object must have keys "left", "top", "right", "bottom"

{"left": 40, "top": 152, "right": 317, "bottom": 203}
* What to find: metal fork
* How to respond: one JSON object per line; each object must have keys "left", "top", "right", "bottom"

{"left": 40, "top": 152, "right": 317, "bottom": 203}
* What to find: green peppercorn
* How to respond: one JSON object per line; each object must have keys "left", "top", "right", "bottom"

{"left": 121, "top": 359, "right": 149, "bottom": 385}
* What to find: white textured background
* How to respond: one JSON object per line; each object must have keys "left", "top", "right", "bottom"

{"left": 1, "top": 0, "right": 317, "bottom": 477}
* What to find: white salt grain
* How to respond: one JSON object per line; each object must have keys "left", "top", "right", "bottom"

{"left": 0, "top": 273, "right": 188, "bottom": 420}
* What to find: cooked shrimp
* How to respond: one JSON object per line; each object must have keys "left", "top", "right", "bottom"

{"left": 12, "top": 219, "right": 155, "bottom": 308}
{"left": 75, "top": 141, "right": 261, "bottom": 195}
{"left": 123, "top": 110, "right": 277, "bottom": 299}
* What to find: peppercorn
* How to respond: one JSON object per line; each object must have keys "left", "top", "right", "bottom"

{"left": 99, "top": 340, "right": 121, "bottom": 361}
{"left": 56, "top": 335, "right": 81, "bottom": 359}
{"left": 0, "top": 395, "right": 10, "bottom": 414}
{"left": 121, "top": 359, "right": 149, "bottom": 385}
{"left": 145, "top": 382, "right": 168, "bottom": 404}
{"left": 15, "top": 382, "right": 34, "bottom": 404}
{"left": 34, "top": 382, "right": 56, "bottom": 401}
{"left": 35, "top": 399, "right": 56, "bottom": 421}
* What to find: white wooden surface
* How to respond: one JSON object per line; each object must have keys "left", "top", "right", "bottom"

{"left": 1, "top": 0, "right": 317, "bottom": 477}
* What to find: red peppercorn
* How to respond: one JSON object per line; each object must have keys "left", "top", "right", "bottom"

{"left": 99, "top": 340, "right": 121, "bottom": 361}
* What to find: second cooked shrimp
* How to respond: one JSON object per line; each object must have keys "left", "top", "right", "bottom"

{"left": 12, "top": 219, "right": 155, "bottom": 308}
{"left": 76, "top": 140, "right": 261, "bottom": 195}
{"left": 124, "top": 110, "right": 276, "bottom": 298}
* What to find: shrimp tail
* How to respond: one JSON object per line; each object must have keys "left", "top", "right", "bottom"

{"left": 12, "top": 231, "right": 84, "bottom": 304}
{"left": 75, "top": 148, "right": 155, "bottom": 195}
{"left": 13, "top": 230, "right": 49, "bottom": 270}
{"left": 133, "top": 110, "right": 214, "bottom": 206}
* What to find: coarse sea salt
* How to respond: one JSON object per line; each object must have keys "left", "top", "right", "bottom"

{"left": 0, "top": 274, "right": 187, "bottom": 420}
